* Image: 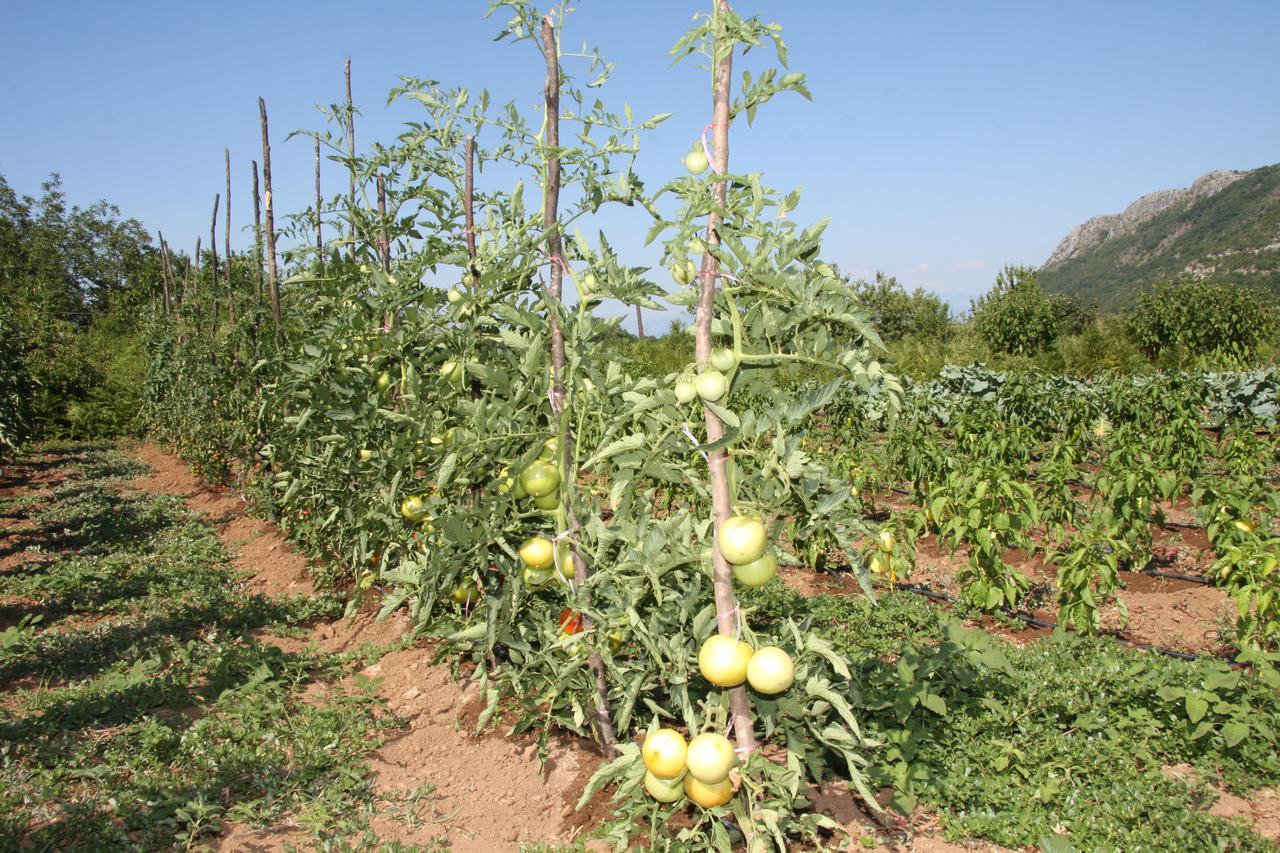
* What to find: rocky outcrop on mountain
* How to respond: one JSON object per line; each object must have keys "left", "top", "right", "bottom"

{"left": 1038, "top": 163, "right": 1280, "bottom": 310}
{"left": 1045, "top": 171, "right": 1247, "bottom": 268}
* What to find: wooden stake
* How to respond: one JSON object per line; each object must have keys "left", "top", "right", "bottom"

{"left": 259, "top": 96, "right": 282, "bottom": 345}
{"left": 464, "top": 135, "right": 479, "bottom": 291}
{"left": 252, "top": 160, "right": 264, "bottom": 301}
{"left": 156, "top": 231, "right": 172, "bottom": 315}
{"left": 226, "top": 148, "right": 235, "bottom": 324}
{"left": 209, "top": 192, "right": 220, "bottom": 335}
{"left": 346, "top": 57, "right": 356, "bottom": 256}
{"left": 314, "top": 137, "right": 323, "bottom": 257}
{"left": 540, "top": 14, "right": 617, "bottom": 758}
{"left": 697, "top": 0, "right": 757, "bottom": 759}
{"left": 635, "top": 306, "right": 645, "bottom": 340}
{"left": 376, "top": 174, "right": 390, "bottom": 273}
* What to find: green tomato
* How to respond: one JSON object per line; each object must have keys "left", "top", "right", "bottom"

{"left": 684, "top": 150, "right": 709, "bottom": 175}
{"left": 644, "top": 770, "right": 685, "bottom": 804}
{"left": 710, "top": 348, "right": 737, "bottom": 372}
{"left": 376, "top": 371, "right": 393, "bottom": 392}
{"left": 450, "top": 580, "right": 482, "bottom": 606}
{"left": 447, "top": 287, "right": 464, "bottom": 303}
{"left": 674, "top": 380, "right": 697, "bottom": 404}
{"left": 400, "top": 495, "right": 429, "bottom": 522}
{"left": 533, "top": 492, "right": 560, "bottom": 511}
{"left": 359, "top": 448, "right": 376, "bottom": 462}
{"left": 538, "top": 437, "right": 559, "bottom": 461}
{"left": 519, "top": 536, "right": 555, "bottom": 570}
{"left": 522, "top": 566, "right": 554, "bottom": 588}
{"left": 520, "top": 461, "right": 561, "bottom": 498}
{"left": 732, "top": 549, "right": 777, "bottom": 587}
{"left": 439, "top": 360, "right": 465, "bottom": 389}
{"left": 718, "top": 516, "right": 767, "bottom": 565}
{"left": 694, "top": 370, "right": 727, "bottom": 402}
{"left": 672, "top": 259, "right": 698, "bottom": 286}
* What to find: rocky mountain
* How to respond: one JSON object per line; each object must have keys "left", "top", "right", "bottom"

{"left": 1038, "top": 163, "right": 1280, "bottom": 310}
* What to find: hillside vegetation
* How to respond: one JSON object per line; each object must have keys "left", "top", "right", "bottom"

{"left": 1039, "top": 163, "right": 1280, "bottom": 310}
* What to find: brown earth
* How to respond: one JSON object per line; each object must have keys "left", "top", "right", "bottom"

{"left": 1164, "top": 764, "right": 1280, "bottom": 844}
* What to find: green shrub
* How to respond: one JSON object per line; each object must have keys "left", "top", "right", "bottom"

{"left": 1127, "top": 279, "right": 1279, "bottom": 366}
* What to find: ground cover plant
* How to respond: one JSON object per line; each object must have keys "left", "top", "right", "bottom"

{"left": 0, "top": 443, "right": 410, "bottom": 849}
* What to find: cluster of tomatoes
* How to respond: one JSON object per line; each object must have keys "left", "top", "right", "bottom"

{"left": 639, "top": 631, "right": 795, "bottom": 808}
{"left": 635, "top": 526, "right": 796, "bottom": 807}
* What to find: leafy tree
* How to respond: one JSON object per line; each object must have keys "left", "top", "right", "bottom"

{"left": 850, "top": 272, "right": 952, "bottom": 341}
{"left": 970, "top": 265, "right": 1088, "bottom": 355}
{"left": 1127, "top": 279, "right": 1278, "bottom": 364}
{"left": 0, "top": 173, "right": 160, "bottom": 436}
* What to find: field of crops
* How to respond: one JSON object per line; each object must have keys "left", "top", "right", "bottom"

{"left": 3, "top": 1, "right": 1279, "bottom": 850}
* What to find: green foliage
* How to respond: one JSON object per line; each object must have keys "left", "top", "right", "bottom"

{"left": 0, "top": 172, "right": 159, "bottom": 438}
{"left": 1127, "top": 278, "right": 1279, "bottom": 365}
{"left": 0, "top": 314, "right": 32, "bottom": 457}
{"left": 733, "top": 584, "right": 1280, "bottom": 849}
{"left": 970, "top": 265, "right": 1089, "bottom": 356}
{"left": 849, "top": 272, "right": 952, "bottom": 342}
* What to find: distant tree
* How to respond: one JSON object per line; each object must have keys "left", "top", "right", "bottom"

{"left": 849, "top": 272, "right": 952, "bottom": 341}
{"left": 0, "top": 172, "right": 160, "bottom": 435}
{"left": 970, "top": 264, "right": 1088, "bottom": 355}
{"left": 1127, "top": 279, "right": 1278, "bottom": 362}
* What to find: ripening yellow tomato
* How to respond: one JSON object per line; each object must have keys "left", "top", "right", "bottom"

{"left": 684, "top": 773, "right": 734, "bottom": 808}
{"left": 642, "top": 728, "right": 688, "bottom": 779}
{"left": 698, "top": 635, "right": 752, "bottom": 687}
{"left": 718, "top": 516, "right": 767, "bottom": 565}
{"left": 685, "top": 732, "right": 735, "bottom": 784}
{"left": 746, "top": 646, "right": 795, "bottom": 695}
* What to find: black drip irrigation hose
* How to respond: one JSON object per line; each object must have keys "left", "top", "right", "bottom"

{"left": 1141, "top": 563, "right": 1208, "bottom": 584}
{"left": 892, "top": 582, "right": 1238, "bottom": 667}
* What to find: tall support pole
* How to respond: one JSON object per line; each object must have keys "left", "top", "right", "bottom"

{"left": 539, "top": 14, "right": 617, "bottom": 758}
{"left": 209, "top": 193, "right": 220, "bottom": 336}
{"left": 345, "top": 57, "right": 356, "bottom": 257}
{"left": 464, "top": 135, "right": 479, "bottom": 292}
{"left": 314, "top": 137, "right": 324, "bottom": 258}
{"left": 225, "top": 148, "right": 235, "bottom": 324}
{"left": 252, "top": 160, "right": 264, "bottom": 301}
{"left": 259, "top": 97, "right": 282, "bottom": 345}
{"left": 376, "top": 174, "right": 390, "bottom": 273}
{"left": 156, "top": 231, "right": 172, "bottom": 315}
{"left": 697, "top": 0, "right": 757, "bottom": 759}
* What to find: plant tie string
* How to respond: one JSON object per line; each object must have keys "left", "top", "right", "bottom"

{"left": 552, "top": 529, "right": 576, "bottom": 593}
{"left": 701, "top": 122, "right": 728, "bottom": 175}
{"left": 681, "top": 425, "right": 709, "bottom": 462}
{"left": 547, "top": 253, "right": 575, "bottom": 279}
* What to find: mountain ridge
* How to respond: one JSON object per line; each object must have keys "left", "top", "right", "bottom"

{"left": 1038, "top": 163, "right": 1280, "bottom": 310}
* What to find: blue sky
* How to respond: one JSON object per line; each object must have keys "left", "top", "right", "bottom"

{"left": 3, "top": 1, "right": 1278, "bottom": 330}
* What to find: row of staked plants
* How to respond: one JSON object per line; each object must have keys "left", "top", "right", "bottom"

{"left": 144, "top": 2, "right": 907, "bottom": 848}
